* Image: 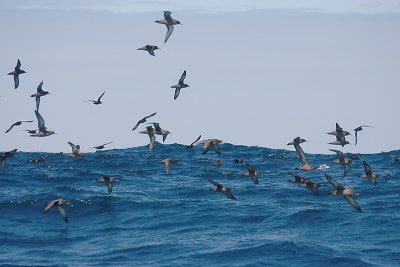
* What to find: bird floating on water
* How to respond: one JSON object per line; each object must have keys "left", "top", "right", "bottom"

{"left": 155, "top": 11, "right": 182, "bottom": 43}
{"left": 67, "top": 142, "right": 85, "bottom": 158}
{"left": 8, "top": 59, "right": 26, "bottom": 89}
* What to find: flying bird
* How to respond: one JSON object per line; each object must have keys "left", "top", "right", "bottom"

{"left": 160, "top": 158, "right": 177, "bottom": 174}
{"left": 329, "top": 149, "right": 352, "bottom": 177}
{"left": 0, "top": 149, "right": 17, "bottom": 168}
{"left": 132, "top": 112, "right": 157, "bottom": 131}
{"left": 93, "top": 141, "right": 113, "bottom": 150}
{"left": 244, "top": 163, "right": 261, "bottom": 184}
{"left": 324, "top": 174, "right": 362, "bottom": 212}
{"left": 287, "top": 173, "right": 320, "bottom": 195}
{"left": 43, "top": 199, "right": 69, "bottom": 223}
{"left": 8, "top": 59, "right": 26, "bottom": 89}
{"left": 67, "top": 142, "right": 84, "bottom": 158}
{"left": 5, "top": 120, "right": 33, "bottom": 133}
{"left": 155, "top": 11, "right": 182, "bottom": 43}
{"left": 208, "top": 179, "right": 237, "bottom": 200}
{"left": 327, "top": 123, "right": 350, "bottom": 147}
{"left": 185, "top": 135, "right": 201, "bottom": 149}
{"left": 147, "top": 122, "right": 171, "bottom": 142}
{"left": 97, "top": 176, "right": 118, "bottom": 194}
{"left": 139, "top": 126, "right": 156, "bottom": 151}
{"left": 354, "top": 125, "right": 373, "bottom": 146}
{"left": 198, "top": 139, "right": 222, "bottom": 155}
{"left": 171, "top": 70, "right": 189, "bottom": 100}
{"left": 30, "top": 81, "right": 50, "bottom": 111}
{"left": 30, "top": 110, "right": 55, "bottom": 137}
{"left": 358, "top": 161, "right": 380, "bottom": 185}
{"left": 87, "top": 91, "right": 106, "bottom": 105}
{"left": 137, "top": 45, "right": 160, "bottom": 56}
{"left": 287, "top": 137, "right": 317, "bottom": 171}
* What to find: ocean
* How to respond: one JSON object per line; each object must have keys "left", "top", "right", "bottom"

{"left": 1, "top": 143, "right": 399, "bottom": 266}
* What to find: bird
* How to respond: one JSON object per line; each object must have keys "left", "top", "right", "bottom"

{"left": 160, "top": 158, "right": 177, "bottom": 174}
{"left": 137, "top": 45, "right": 160, "bottom": 56}
{"left": 67, "top": 142, "right": 84, "bottom": 158}
{"left": 8, "top": 59, "right": 26, "bottom": 89}
{"left": 208, "top": 179, "right": 237, "bottom": 200}
{"left": 287, "top": 137, "right": 317, "bottom": 171}
{"left": 132, "top": 112, "right": 157, "bottom": 131}
{"left": 24, "top": 129, "right": 37, "bottom": 134}
{"left": 317, "top": 164, "right": 330, "bottom": 170}
{"left": 358, "top": 161, "right": 380, "bottom": 185}
{"left": 93, "top": 141, "right": 113, "bottom": 150}
{"left": 171, "top": 70, "right": 189, "bottom": 100}
{"left": 213, "top": 160, "right": 222, "bottom": 167}
{"left": 329, "top": 149, "right": 352, "bottom": 177}
{"left": 287, "top": 173, "right": 320, "bottom": 195}
{"left": 0, "top": 149, "right": 17, "bottom": 168}
{"left": 327, "top": 123, "right": 350, "bottom": 147}
{"left": 87, "top": 91, "right": 106, "bottom": 105}
{"left": 354, "top": 125, "right": 373, "bottom": 146}
{"left": 244, "top": 163, "right": 261, "bottom": 184}
{"left": 185, "top": 135, "right": 201, "bottom": 149}
{"left": 198, "top": 139, "right": 222, "bottom": 155}
{"left": 5, "top": 120, "right": 33, "bottom": 133}
{"left": 324, "top": 174, "right": 362, "bottom": 212}
{"left": 147, "top": 122, "right": 170, "bottom": 142}
{"left": 30, "top": 110, "right": 55, "bottom": 137}
{"left": 97, "top": 176, "right": 118, "bottom": 194}
{"left": 287, "top": 172, "right": 307, "bottom": 183}
{"left": 28, "top": 156, "right": 45, "bottom": 164}
{"left": 234, "top": 158, "right": 244, "bottom": 164}
{"left": 30, "top": 81, "right": 50, "bottom": 111}
{"left": 43, "top": 199, "right": 69, "bottom": 223}
{"left": 155, "top": 11, "right": 182, "bottom": 43}
{"left": 139, "top": 126, "right": 156, "bottom": 151}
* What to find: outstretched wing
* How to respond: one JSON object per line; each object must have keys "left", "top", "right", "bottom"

{"left": 294, "top": 143, "right": 307, "bottom": 165}
{"left": 208, "top": 179, "right": 220, "bottom": 187}
{"left": 164, "top": 11, "right": 172, "bottom": 21}
{"left": 324, "top": 174, "right": 345, "bottom": 190}
{"left": 14, "top": 74, "right": 19, "bottom": 89}
{"left": 16, "top": 59, "right": 21, "bottom": 69}
{"left": 165, "top": 24, "right": 174, "bottom": 43}
{"left": 144, "top": 112, "right": 157, "bottom": 120}
{"left": 57, "top": 206, "right": 69, "bottom": 223}
{"left": 68, "top": 142, "right": 79, "bottom": 154}
{"left": 5, "top": 123, "right": 16, "bottom": 133}
{"left": 179, "top": 70, "right": 187, "bottom": 84}
{"left": 132, "top": 121, "right": 141, "bottom": 131}
{"left": 98, "top": 91, "right": 106, "bottom": 101}
{"left": 37, "top": 81, "right": 44, "bottom": 93}
{"left": 36, "top": 96, "right": 41, "bottom": 111}
{"left": 344, "top": 195, "right": 362, "bottom": 212}
{"left": 223, "top": 190, "right": 237, "bottom": 200}
{"left": 363, "top": 161, "right": 373, "bottom": 176}
{"left": 35, "top": 110, "right": 46, "bottom": 131}
{"left": 174, "top": 88, "right": 181, "bottom": 100}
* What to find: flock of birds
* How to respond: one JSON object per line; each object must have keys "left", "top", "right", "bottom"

{"left": 0, "top": 11, "right": 397, "bottom": 223}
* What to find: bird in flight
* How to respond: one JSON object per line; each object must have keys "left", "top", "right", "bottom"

{"left": 5, "top": 120, "right": 33, "bottom": 133}
{"left": 354, "top": 125, "right": 373, "bottom": 146}
{"left": 171, "top": 70, "right": 189, "bottom": 100}
{"left": 155, "top": 11, "right": 182, "bottom": 43}
{"left": 8, "top": 59, "right": 26, "bottom": 89}
{"left": 87, "top": 91, "right": 106, "bottom": 105}
{"left": 30, "top": 81, "right": 50, "bottom": 111}
{"left": 132, "top": 112, "right": 157, "bottom": 131}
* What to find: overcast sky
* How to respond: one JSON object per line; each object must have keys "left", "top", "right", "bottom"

{"left": 1, "top": 1, "right": 399, "bottom": 154}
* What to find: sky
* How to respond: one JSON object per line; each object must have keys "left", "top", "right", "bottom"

{"left": 0, "top": 1, "right": 399, "bottom": 154}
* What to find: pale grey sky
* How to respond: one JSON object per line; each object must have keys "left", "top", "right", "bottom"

{"left": 1, "top": 1, "right": 399, "bottom": 154}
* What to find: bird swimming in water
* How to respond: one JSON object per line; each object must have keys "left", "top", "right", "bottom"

{"left": 28, "top": 156, "right": 45, "bottom": 164}
{"left": 329, "top": 149, "right": 352, "bottom": 177}
{"left": 139, "top": 126, "right": 156, "bottom": 150}
{"left": 287, "top": 137, "right": 317, "bottom": 171}
{"left": 30, "top": 110, "right": 55, "bottom": 137}
{"left": 137, "top": 45, "right": 160, "bottom": 56}
{"left": 155, "top": 11, "right": 182, "bottom": 43}
{"left": 234, "top": 158, "right": 244, "bottom": 164}
{"left": 30, "top": 81, "right": 50, "bottom": 111}
{"left": 43, "top": 199, "right": 69, "bottom": 223}
{"left": 0, "top": 149, "right": 17, "bottom": 168}
{"left": 97, "top": 176, "right": 118, "bottom": 194}
{"left": 324, "top": 174, "right": 362, "bottom": 212}
{"left": 208, "top": 179, "right": 237, "bottom": 200}
{"left": 5, "top": 120, "right": 33, "bottom": 133}
{"left": 244, "top": 163, "right": 261, "bottom": 184}
{"left": 198, "top": 139, "right": 222, "bottom": 155}
{"left": 8, "top": 59, "right": 26, "bottom": 89}
{"left": 185, "top": 135, "right": 201, "bottom": 149}
{"left": 358, "top": 161, "right": 380, "bottom": 185}
{"left": 354, "top": 125, "right": 373, "bottom": 146}
{"left": 160, "top": 158, "right": 177, "bottom": 174}
{"left": 171, "top": 70, "right": 189, "bottom": 100}
{"left": 87, "top": 91, "right": 106, "bottom": 105}
{"left": 132, "top": 112, "right": 157, "bottom": 131}
{"left": 67, "top": 142, "right": 85, "bottom": 158}
{"left": 213, "top": 160, "right": 222, "bottom": 167}
{"left": 147, "top": 122, "right": 171, "bottom": 142}
{"left": 327, "top": 123, "right": 350, "bottom": 147}
{"left": 93, "top": 141, "right": 113, "bottom": 150}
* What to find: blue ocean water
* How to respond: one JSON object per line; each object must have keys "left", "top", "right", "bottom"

{"left": 0, "top": 143, "right": 399, "bottom": 266}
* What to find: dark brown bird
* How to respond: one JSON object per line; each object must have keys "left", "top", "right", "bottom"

{"left": 5, "top": 120, "right": 33, "bottom": 133}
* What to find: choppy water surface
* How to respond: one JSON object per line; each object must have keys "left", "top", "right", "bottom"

{"left": 0, "top": 144, "right": 399, "bottom": 266}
